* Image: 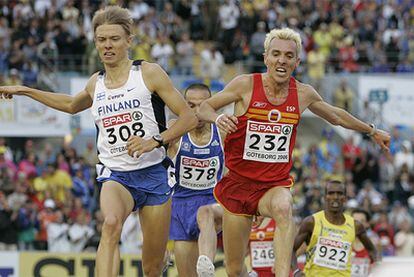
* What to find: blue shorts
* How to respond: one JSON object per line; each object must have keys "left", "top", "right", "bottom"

{"left": 169, "top": 194, "right": 216, "bottom": 241}
{"left": 96, "top": 160, "right": 172, "bottom": 211}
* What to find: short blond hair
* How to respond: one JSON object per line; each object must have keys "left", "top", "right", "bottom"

{"left": 264, "top": 28, "right": 302, "bottom": 56}
{"left": 92, "top": 6, "right": 133, "bottom": 36}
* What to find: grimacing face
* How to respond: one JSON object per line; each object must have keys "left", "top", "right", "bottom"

{"left": 264, "top": 38, "right": 300, "bottom": 84}
{"left": 185, "top": 88, "right": 210, "bottom": 129}
{"left": 95, "top": 24, "right": 132, "bottom": 66}
{"left": 325, "top": 183, "right": 346, "bottom": 212}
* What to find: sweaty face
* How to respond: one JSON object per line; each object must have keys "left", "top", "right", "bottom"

{"left": 185, "top": 88, "right": 210, "bottom": 129}
{"left": 264, "top": 38, "right": 300, "bottom": 83}
{"left": 95, "top": 24, "right": 131, "bottom": 66}
{"left": 325, "top": 183, "right": 346, "bottom": 212}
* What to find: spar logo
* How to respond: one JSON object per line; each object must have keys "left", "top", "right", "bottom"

{"left": 282, "top": 125, "right": 292, "bottom": 135}
{"left": 209, "top": 158, "right": 218, "bottom": 167}
{"left": 182, "top": 157, "right": 210, "bottom": 168}
{"left": 103, "top": 113, "right": 132, "bottom": 127}
{"left": 319, "top": 238, "right": 344, "bottom": 248}
{"left": 248, "top": 122, "right": 282, "bottom": 134}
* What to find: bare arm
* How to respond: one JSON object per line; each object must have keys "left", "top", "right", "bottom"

{"left": 143, "top": 62, "right": 197, "bottom": 144}
{"left": 166, "top": 119, "right": 180, "bottom": 158}
{"left": 0, "top": 74, "right": 97, "bottom": 114}
{"left": 291, "top": 216, "right": 314, "bottom": 276}
{"left": 305, "top": 86, "right": 390, "bottom": 151}
{"left": 198, "top": 74, "right": 250, "bottom": 133}
{"left": 355, "top": 220, "right": 379, "bottom": 263}
{"left": 127, "top": 62, "right": 197, "bottom": 156}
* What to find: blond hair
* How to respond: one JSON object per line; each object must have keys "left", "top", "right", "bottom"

{"left": 92, "top": 6, "right": 133, "bottom": 36}
{"left": 264, "top": 28, "right": 302, "bottom": 56}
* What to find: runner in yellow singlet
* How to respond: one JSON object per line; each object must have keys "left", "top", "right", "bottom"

{"left": 291, "top": 180, "right": 378, "bottom": 277}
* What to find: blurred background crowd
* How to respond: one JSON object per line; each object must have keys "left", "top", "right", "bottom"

{"left": 1, "top": 0, "right": 414, "bottom": 88}
{"left": 0, "top": 0, "right": 414, "bottom": 257}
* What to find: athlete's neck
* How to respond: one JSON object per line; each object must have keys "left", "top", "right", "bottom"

{"left": 324, "top": 210, "right": 346, "bottom": 225}
{"left": 190, "top": 124, "right": 210, "bottom": 142}
{"left": 263, "top": 72, "right": 289, "bottom": 96}
{"left": 104, "top": 59, "right": 133, "bottom": 87}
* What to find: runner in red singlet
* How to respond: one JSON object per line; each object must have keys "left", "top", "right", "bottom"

{"left": 351, "top": 209, "right": 380, "bottom": 277}
{"left": 249, "top": 217, "right": 277, "bottom": 277}
{"left": 198, "top": 27, "right": 390, "bottom": 277}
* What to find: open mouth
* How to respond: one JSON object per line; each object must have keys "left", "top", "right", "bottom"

{"left": 104, "top": 52, "right": 115, "bottom": 57}
{"left": 331, "top": 201, "right": 340, "bottom": 208}
{"left": 275, "top": 67, "right": 287, "bottom": 76}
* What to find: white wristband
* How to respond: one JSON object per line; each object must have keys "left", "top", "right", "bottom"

{"left": 215, "top": 114, "right": 225, "bottom": 125}
{"left": 293, "top": 268, "right": 301, "bottom": 276}
{"left": 368, "top": 123, "right": 377, "bottom": 136}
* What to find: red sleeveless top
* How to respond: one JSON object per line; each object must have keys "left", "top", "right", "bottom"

{"left": 224, "top": 73, "right": 300, "bottom": 184}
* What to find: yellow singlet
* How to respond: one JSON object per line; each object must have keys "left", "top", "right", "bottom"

{"left": 304, "top": 211, "right": 355, "bottom": 277}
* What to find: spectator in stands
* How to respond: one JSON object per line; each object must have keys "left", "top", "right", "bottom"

{"left": 374, "top": 212, "right": 395, "bottom": 256}
{"left": 393, "top": 172, "right": 413, "bottom": 206}
{"left": 218, "top": 0, "right": 240, "bottom": 58}
{"left": 151, "top": 34, "right": 174, "bottom": 73}
{"left": 338, "top": 36, "right": 359, "bottom": 72}
{"left": 307, "top": 44, "right": 326, "bottom": 93}
{"left": 394, "top": 219, "right": 414, "bottom": 256}
{"left": 68, "top": 210, "right": 94, "bottom": 252}
{"left": 129, "top": 0, "right": 150, "bottom": 21}
{"left": 16, "top": 200, "right": 38, "bottom": 250}
{"left": 394, "top": 140, "right": 414, "bottom": 172}
{"left": 7, "top": 177, "right": 28, "bottom": 211}
{"left": 333, "top": 79, "right": 354, "bottom": 113}
{"left": 43, "top": 162, "right": 72, "bottom": 203}
{"left": 0, "top": 147, "right": 16, "bottom": 193}
{"left": 22, "top": 36, "right": 38, "bottom": 62}
{"left": 0, "top": 191, "right": 19, "bottom": 251}
{"left": 35, "top": 198, "right": 58, "bottom": 250}
{"left": 342, "top": 136, "right": 361, "bottom": 173}
{"left": 37, "top": 33, "right": 58, "bottom": 69}
{"left": 132, "top": 34, "right": 151, "bottom": 60}
{"left": 47, "top": 209, "right": 70, "bottom": 252}
{"left": 0, "top": 39, "right": 8, "bottom": 75}
{"left": 8, "top": 40, "right": 24, "bottom": 70}
{"left": 18, "top": 152, "right": 37, "bottom": 179}
{"left": 21, "top": 61, "right": 38, "bottom": 87}
{"left": 249, "top": 21, "right": 267, "bottom": 73}
{"left": 4, "top": 68, "right": 22, "bottom": 86}
{"left": 175, "top": 32, "right": 194, "bottom": 75}
{"left": 200, "top": 43, "right": 224, "bottom": 82}
{"left": 389, "top": 201, "right": 412, "bottom": 230}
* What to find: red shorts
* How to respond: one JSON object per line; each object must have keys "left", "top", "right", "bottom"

{"left": 213, "top": 171, "right": 293, "bottom": 216}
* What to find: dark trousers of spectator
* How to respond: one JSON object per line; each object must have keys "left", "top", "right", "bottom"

{"left": 34, "top": 240, "right": 48, "bottom": 251}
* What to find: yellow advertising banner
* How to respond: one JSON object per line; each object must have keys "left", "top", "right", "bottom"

{"left": 19, "top": 252, "right": 230, "bottom": 277}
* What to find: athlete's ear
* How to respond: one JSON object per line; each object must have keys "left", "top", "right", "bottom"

{"left": 127, "top": 35, "right": 134, "bottom": 45}
{"left": 294, "top": 57, "right": 301, "bottom": 69}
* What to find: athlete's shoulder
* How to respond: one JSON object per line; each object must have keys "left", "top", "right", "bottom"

{"left": 224, "top": 74, "right": 254, "bottom": 95}
{"left": 229, "top": 73, "right": 253, "bottom": 86}
{"left": 85, "top": 72, "right": 100, "bottom": 95}
{"left": 295, "top": 80, "right": 316, "bottom": 94}
{"left": 140, "top": 61, "right": 163, "bottom": 74}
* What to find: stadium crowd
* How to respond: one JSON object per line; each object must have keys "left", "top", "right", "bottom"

{"left": 1, "top": 127, "right": 414, "bottom": 256}
{"left": 0, "top": 0, "right": 414, "bottom": 87}
{"left": 0, "top": 0, "right": 414, "bottom": 258}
